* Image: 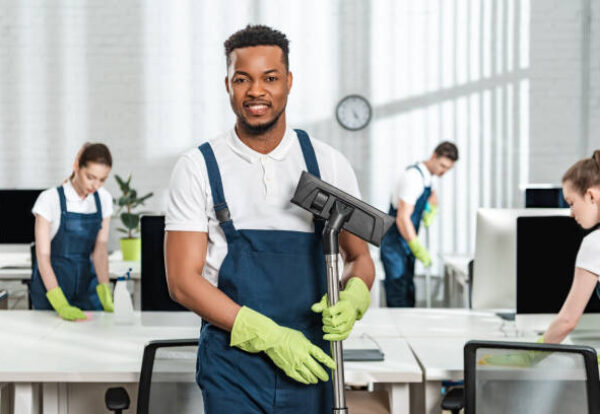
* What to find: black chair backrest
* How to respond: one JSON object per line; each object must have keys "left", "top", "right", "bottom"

{"left": 137, "top": 338, "right": 199, "bottom": 414}
{"left": 141, "top": 215, "right": 186, "bottom": 311}
{"left": 464, "top": 340, "right": 600, "bottom": 414}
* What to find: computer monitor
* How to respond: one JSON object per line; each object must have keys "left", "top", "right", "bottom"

{"left": 141, "top": 215, "right": 187, "bottom": 312}
{"left": 515, "top": 216, "right": 600, "bottom": 332}
{"left": 524, "top": 186, "right": 568, "bottom": 208}
{"left": 0, "top": 189, "right": 43, "bottom": 244}
{"left": 472, "top": 208, "right": 570, "bottom": 310}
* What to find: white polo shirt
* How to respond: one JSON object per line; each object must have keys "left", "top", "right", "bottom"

{"left": 575, "top": 228, "right": 600, "bottom": 277}
{"left": 166, "top": 127, "right": 361, "bottom": 287}
{"left": 391, "top": 162, "right": 436, "bottom": 207}
{"left": 31, "top": 181, "right": 113, "bottom": 240}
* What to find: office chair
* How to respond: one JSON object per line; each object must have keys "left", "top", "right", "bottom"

{"left": 106, "top": 338, "right": 200, "bottom": 414}
{"left": 140, "top": 215, "right": 187, "bottom": 311}
{"left": 443, "top": 340, "right": 600, "bottom": 414}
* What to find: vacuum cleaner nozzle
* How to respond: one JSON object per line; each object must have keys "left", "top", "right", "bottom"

{"left": 291, "top": 171, "right": 395, "bottom": 246}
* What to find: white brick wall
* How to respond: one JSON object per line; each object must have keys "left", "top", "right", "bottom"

{"left": 529, "top": 0, "right": 595, "bottom": 182}
{"left": 589, "top": 0, "right": 600, "bottom": 154}
{"left": 0, "top": 0, "right": 596, "bottom": 256}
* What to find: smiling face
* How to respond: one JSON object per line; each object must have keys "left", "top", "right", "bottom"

{"left": 562, "top": 180, "right": 600, "bottom": 229}
{"left": 225, "top": 45, "right": 292, "bottom": 136}
{"left": 72, "top": 162, "right": 111, "bottom": 197}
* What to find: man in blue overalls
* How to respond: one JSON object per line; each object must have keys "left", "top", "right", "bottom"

{"left": 380, "top": 142, "right": 458, "bottom": 307}
{"left": 165, "top": 25, "right": 374, "bottom": 413}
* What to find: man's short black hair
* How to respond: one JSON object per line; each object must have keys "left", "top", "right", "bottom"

{"left": 434, "top": 141, "right": 459, "bottom": 161}
{"left": 224, "top": 24, "right": 290, "bottom": 71}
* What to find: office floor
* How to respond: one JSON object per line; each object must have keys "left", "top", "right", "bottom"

{"left": 2, "top": 281, "right": 28, "bottom": 310}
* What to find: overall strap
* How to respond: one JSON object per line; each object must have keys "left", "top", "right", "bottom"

{"left": 198, "top": 142, "right": 237, "bottom": 240}
{"left": 407, "top": 164, "right": 430, "bottom": 188}
{"left": 295, "top": 129, "right": 321, "bottom": 179}
{"left": 92, "top": 191, "right": 102, "bottom": 219}
{"left": 57, "top": 186, "right": 67, "bottom": 214}
{"left": 294, "top": 129, "right": 325, "bottom": 236}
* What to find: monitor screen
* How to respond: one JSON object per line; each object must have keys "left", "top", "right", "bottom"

{"left": 472, "top": 208, "right": 570, "bottom": 310}
{"left": 0, "top": 189, "right": 43, "bottom": 244}
{"left": 524, "top": 188, "right": 568, "bottom": 208}
{"left": 516, "top": 216, "right": 600, "bottom": 314}
{"left": 141, "top": 215, "right": 187, "bottom": 311}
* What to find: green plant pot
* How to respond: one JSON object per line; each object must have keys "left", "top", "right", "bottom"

{"left": 120, "top": 238, "right": 141, "bottom": 262}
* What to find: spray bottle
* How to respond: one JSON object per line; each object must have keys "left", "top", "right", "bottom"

{"left": 114, "top": 268, "right": 134, "bottom": 324}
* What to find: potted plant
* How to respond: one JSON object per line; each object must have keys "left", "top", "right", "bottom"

{"left": 114, "top": 174, "right": 153, "bottom": 261}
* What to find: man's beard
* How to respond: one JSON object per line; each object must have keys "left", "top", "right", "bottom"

{"left": 239, "top": 108, "right": 284, "bottom": 135}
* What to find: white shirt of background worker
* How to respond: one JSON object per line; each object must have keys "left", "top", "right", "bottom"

{"left": 30, "top": 143, "right": 114, "bottom": 321}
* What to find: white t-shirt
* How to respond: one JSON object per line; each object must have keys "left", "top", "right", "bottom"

{"left": 391, "top": 162, "right": 436, "bottom": 207}
{"left": 31, "top": 181, "right": 113, "bottom": 240}
{"left": 575, "top": 228, "right": 600, "bottom": 276}
{"left": 166, "top": 128, "right": 361, "bottom": 286}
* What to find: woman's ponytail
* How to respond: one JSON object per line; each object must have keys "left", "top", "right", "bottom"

{"left": 562, "top": 150, "right": 600, "bottom": 194}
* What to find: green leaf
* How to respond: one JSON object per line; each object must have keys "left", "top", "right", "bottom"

{"left": 113, "top": 174, "right": 154, "bottom": 227}
{"left": 117, "top": 228, "right": 129, "bottom": 234}
{"left": 132, "top": 192, "right": 154, "bottom": 208}
{"left": 121, "top": 212, "right": 139, "bottom": 230}
{"left": 115, "top": 174, "right": 129, "bottom": 193}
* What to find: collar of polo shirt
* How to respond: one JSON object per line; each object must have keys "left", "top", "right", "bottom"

{"left": 227, "top": 128, "right": 295, "bottom": 163}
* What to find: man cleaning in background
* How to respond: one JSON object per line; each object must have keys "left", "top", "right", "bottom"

{"left": 380, "top": 142, "right": 458, "bottom": 307}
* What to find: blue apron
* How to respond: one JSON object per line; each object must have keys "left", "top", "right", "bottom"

{"left": 30, "top": 186, "right": 103, "bottom": 310}
{"left": 380, "top": 164, "right": 431, "bottom": 307}
{"left": 196, "top": 130, "right": 333, "bottom": 413}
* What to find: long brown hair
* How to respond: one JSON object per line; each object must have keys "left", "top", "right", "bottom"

{"left": 562, "top": 150, "right": 600, "bottom": 195}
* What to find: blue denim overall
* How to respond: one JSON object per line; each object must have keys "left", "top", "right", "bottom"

{"left": 380, "top": 164, "right": 431, "bottom": 307}
{"left": 196, "top": 130, "right": 333, "bottom": 413}
{"left": 30, "top": 186, "right": 103, "bottom": 310}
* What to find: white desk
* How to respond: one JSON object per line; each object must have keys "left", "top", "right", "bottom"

{"left": 0, "top": 251, "right": 140, "bottom": 280}
{"left": 407, "top": 333, "right": 540, "bottom": 414}
{"left": 356, "top": 307, "right": 505, "bottom": 338}
{"left": 0, "top": 311, "right": 424, "bottom": 414}
{"left": 0, "top": 251, "right": 141, "bottom": 309}
{"left": 441, "top": 254, "right": 472, "bottom": 308}
{"left": 345, "top": 336, "right": 422, "bottom": 413}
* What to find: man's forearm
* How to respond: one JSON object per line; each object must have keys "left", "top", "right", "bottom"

{"left": 341, "top": 252, "right": 375, "bottom": 289}
{"left": 397, "top": 215, "right": 417, "bottom": 242}
{"left": 167, "top": 270, "right": 241, "bottom": 331}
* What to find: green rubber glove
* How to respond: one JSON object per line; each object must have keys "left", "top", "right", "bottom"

{"left": 230, "top": 306, "right": 336, "bottom": 385}
{"left": 96, "top": 283, "right": 114, "bottom": 312}
{"left": 422, "top": 202, "right": 438, "bottom": 228}
{"left": 478, "top": 337, "right": 547, "bottom": 367}
{"left": 408, "top": 238, "right": 432, "bottom": 267}
{"left": 46, "top": 287, "right": 87, "bottom": 321}
{"left": 311, "top": 277, "right": 370, "bottom": 341}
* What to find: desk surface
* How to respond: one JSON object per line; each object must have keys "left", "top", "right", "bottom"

{"left": 0, "top": 250, "right": 140, "bottom": 280}
{"left": 354, "top": 307, "right": 504, "bottom": 338}
{"left": 0, "top": 310, "right": 423, "bottom": 385}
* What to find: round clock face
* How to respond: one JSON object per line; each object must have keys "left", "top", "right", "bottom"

{"left": 335, "top": 95, "right": 372, "bottom": 131}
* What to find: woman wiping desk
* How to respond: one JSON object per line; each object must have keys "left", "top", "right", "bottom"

{"left": 29, "top": 143, "right": 114, "bottom": 320}
{"left": 543, "top": 150, "right": 600, "bottom": 343}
